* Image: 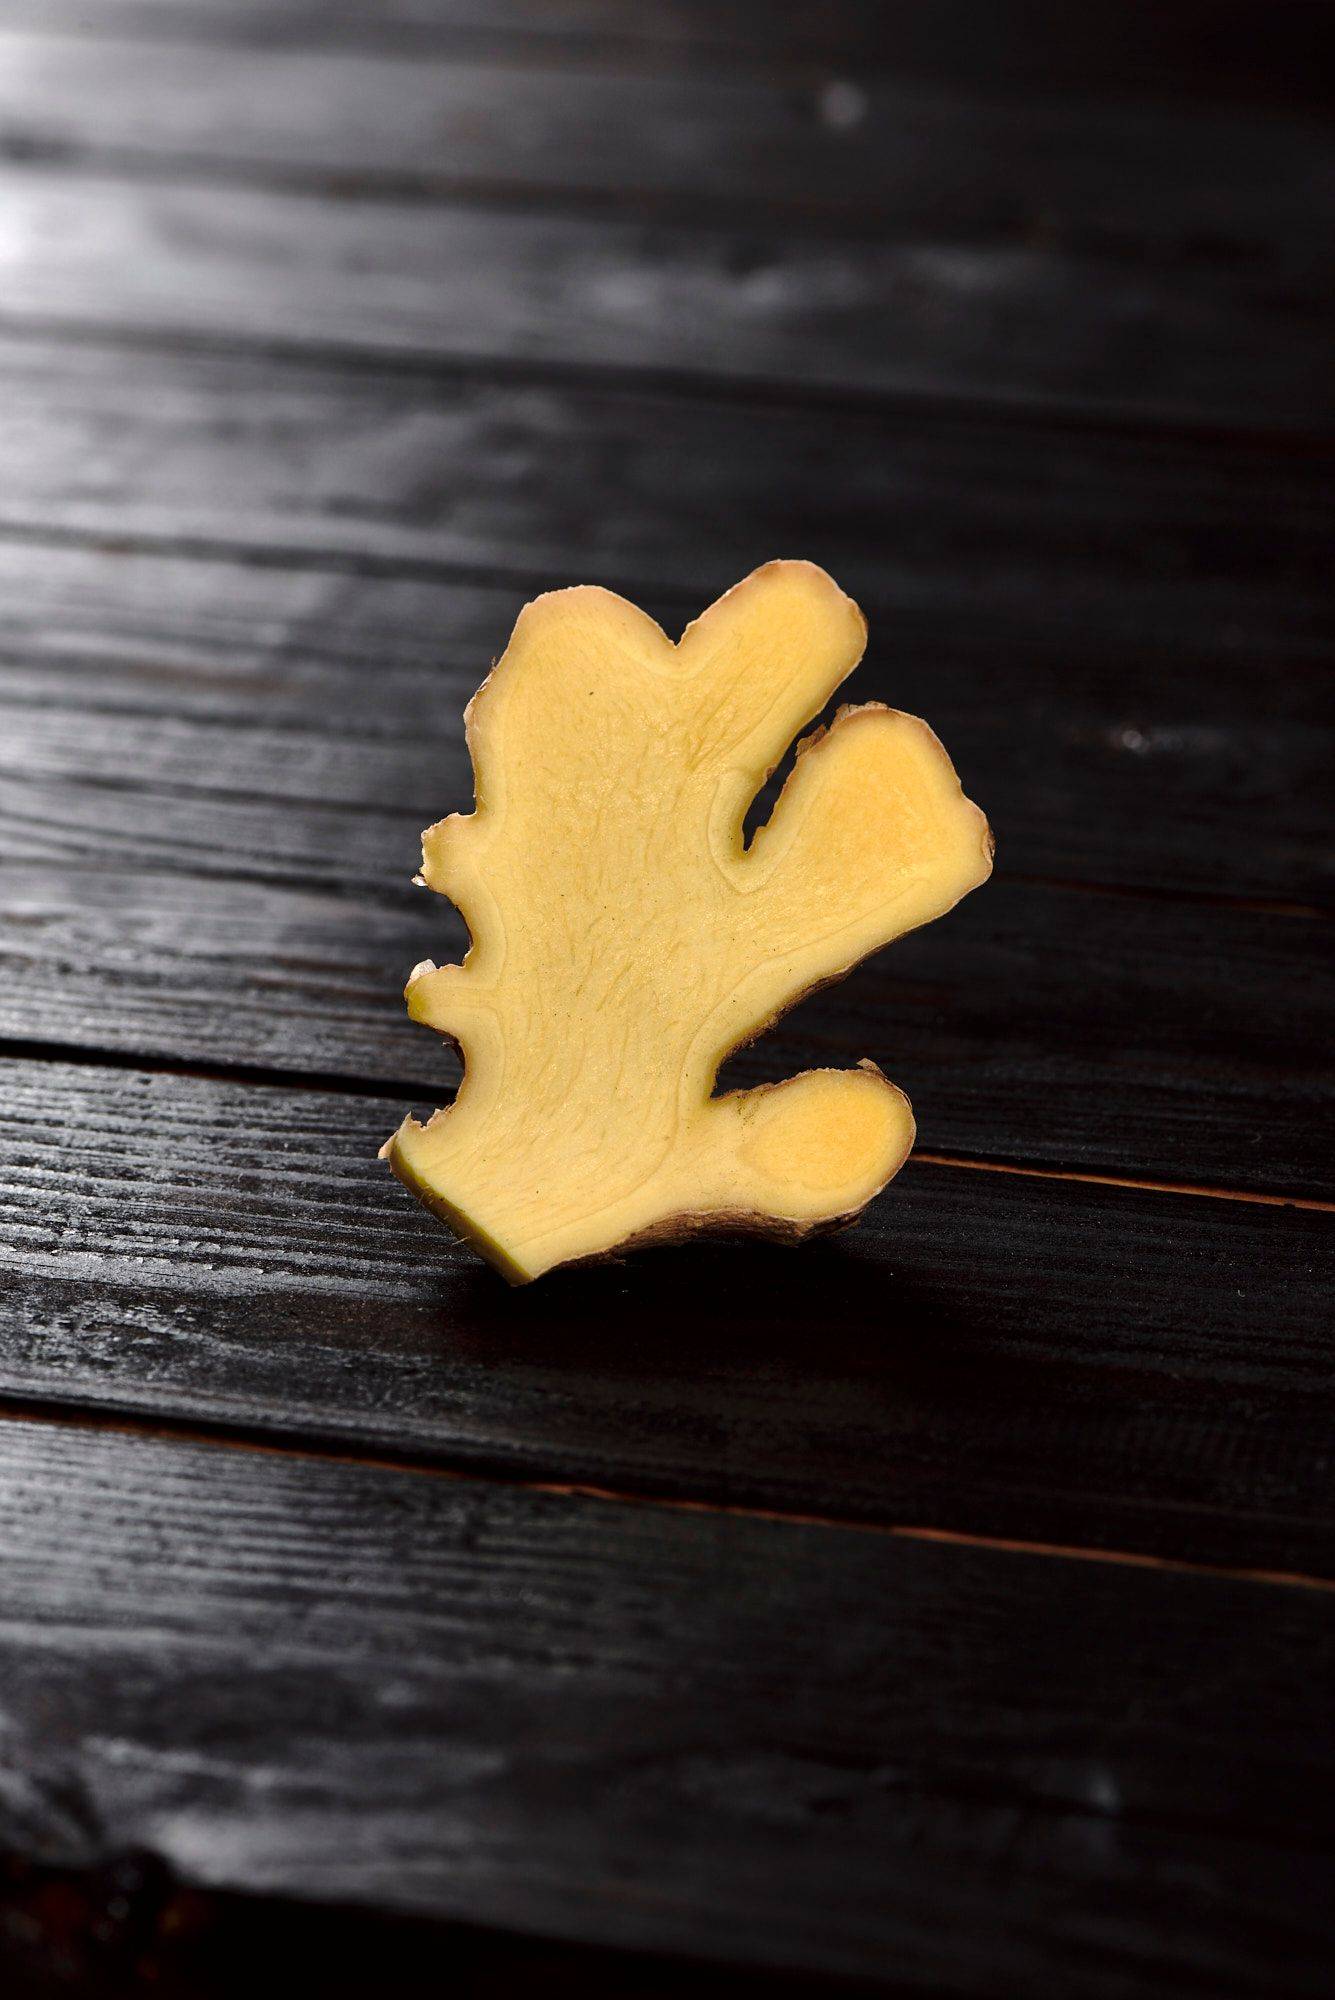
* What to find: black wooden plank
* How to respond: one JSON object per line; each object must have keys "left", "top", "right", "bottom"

{"left": 1, "top": 544, "right": 1329, "bottom": 909}
{"left": 0, "top": 1414, "right": 1332, "bottom": 1994}
{"left": 2, "top": 1057, "right": 1331, "bottom": 1572}
{"left": 3, "top": 27, "right": 1332, "bottom": 259}
{"left": 4, "top": 336, "right": 1328, "bottom": 633}
{"left": 1, "top": 858, "right": 1328, "bottom": 1198}
{"left": 1, "top": 499, "right": 1328, "bottom": 1194}
{"left": 0, "top": 534, "right": 1328, "bottom": 1196}
{"left": 0, "top": 166, "right": 1329, "bottom": 427}
{"left": 0, "top": 344, "right": 1330, "bottom": 905}
{"left": 20, "top": 0, "right": 1335, "bottom": 116}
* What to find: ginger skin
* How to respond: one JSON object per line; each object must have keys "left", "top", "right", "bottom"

{"left": 382, "top": 562, "right": 992, "bottom": 1282}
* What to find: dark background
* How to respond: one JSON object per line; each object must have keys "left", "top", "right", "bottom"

{"left": 0, "top": 2, "right": 1332, "bottom": 1994}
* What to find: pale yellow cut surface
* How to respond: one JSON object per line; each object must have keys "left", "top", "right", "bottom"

{"left": 382, "top": 561, "right": 992, "bottom": 1282}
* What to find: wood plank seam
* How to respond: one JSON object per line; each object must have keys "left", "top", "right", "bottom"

{"left": 3, "top": 308, "right": 1330, "bottom": 450}
{"left": 3, "top": 783, "right": 1315, "bottom": 922}
{"left": 8, "top": 141, "right": 1086, "bottom": 245}
{"left": 2, "top": 1394, "right": 1331, "bottom": 1597}
{"left": 3, "top": 1036, "right": 1329, "bottom": 1211}
{"left": 998, "top": 874, "right": 1327, "bottom": 924}
{"left": 15, "top": 0, "right": 1335, "bottom": 115}
{"left": 912, "top": 1153, "right": 1335, "bottom": 1214}
{"left": 3, "top": 23, "right": 1332, "bottom": 253}
{"left": 1, "top": 527, "right": 1328, "bottom": 926}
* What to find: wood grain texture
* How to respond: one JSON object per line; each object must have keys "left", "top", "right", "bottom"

{"left": 0, "top": 164, "right": 1329, "bottom": 427}
{"left": 0, "top": 0, "right": 1330, "bottom": 1986}
{"left": 2, "top": 857, "right": 1329, "bottom": 1198}
{"left": 0, "top": 528, "right": 1328, "bottom": 1197}
{"left": 0, "top": 345, "right": 1329, "bottom": 906}
{"left": 3, "top": 26, "right": 1332, "bottom": 258}
{"left": 1, "top": 546, "right": 1329, "bottom": 906}
{"left": 0, "top": 1414, "right": 1332, "bottom": 1994}
{"left": 19, "top": 0, "right": 1335, "bottom": 113}
{"left": 5, "top": 336, "right": 1328, "bottom": 626}
{"left": 2, "top": 1058, "right": 1332, "bottom": 1572}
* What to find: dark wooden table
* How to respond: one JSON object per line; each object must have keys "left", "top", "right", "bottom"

{"left": 1, "top": 3, "right": 1332, "bottom": 1993}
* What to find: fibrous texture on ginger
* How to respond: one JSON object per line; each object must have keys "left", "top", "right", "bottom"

{"left": 382, "top": 561, "right": 992, "bottom": 1282}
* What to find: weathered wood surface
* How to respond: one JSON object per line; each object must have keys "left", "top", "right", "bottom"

{"left": 0, "top": 353, "right": 1329, "bottom": 904}
{"left": 0, "top": 164, "right": 1329, "bottom": 426}
{"left": 1, "top": 525, "right": 1327, "bottom": 1196}
{"left": 1, "top": 1415, "right": 1332, "bottom": 1994}
{"left": 21, "top": 0, "right": 1335, "bottom": 114}
{"left": 1, "top": 1058, "right": 1331, "bottom": 1573}
{"left": 2, "top": 861, "right": 1326, "bottom": 1198}
{"left": 4, "top": 26, "right": 1332, "bottom": 260}
{"left": 5, "top": 337, "right": 1328, "bottom": 626}
{"left": 1, "top": 0, "right": 1332, "bottom": 1987}
{"left": 0, "top": 539, "right": 1329, "bottom": 909}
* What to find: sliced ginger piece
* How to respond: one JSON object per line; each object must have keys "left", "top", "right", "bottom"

{"left": 381, "top": 561, "right": 992, "bottom": 1283}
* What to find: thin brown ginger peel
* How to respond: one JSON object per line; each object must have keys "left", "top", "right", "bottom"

{"left": 381, "top": 561, "right": 992, "bottom": 1283}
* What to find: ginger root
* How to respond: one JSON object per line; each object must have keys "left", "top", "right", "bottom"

{"left": 381, "top": 561, "right": 992, "bottom": 1283}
